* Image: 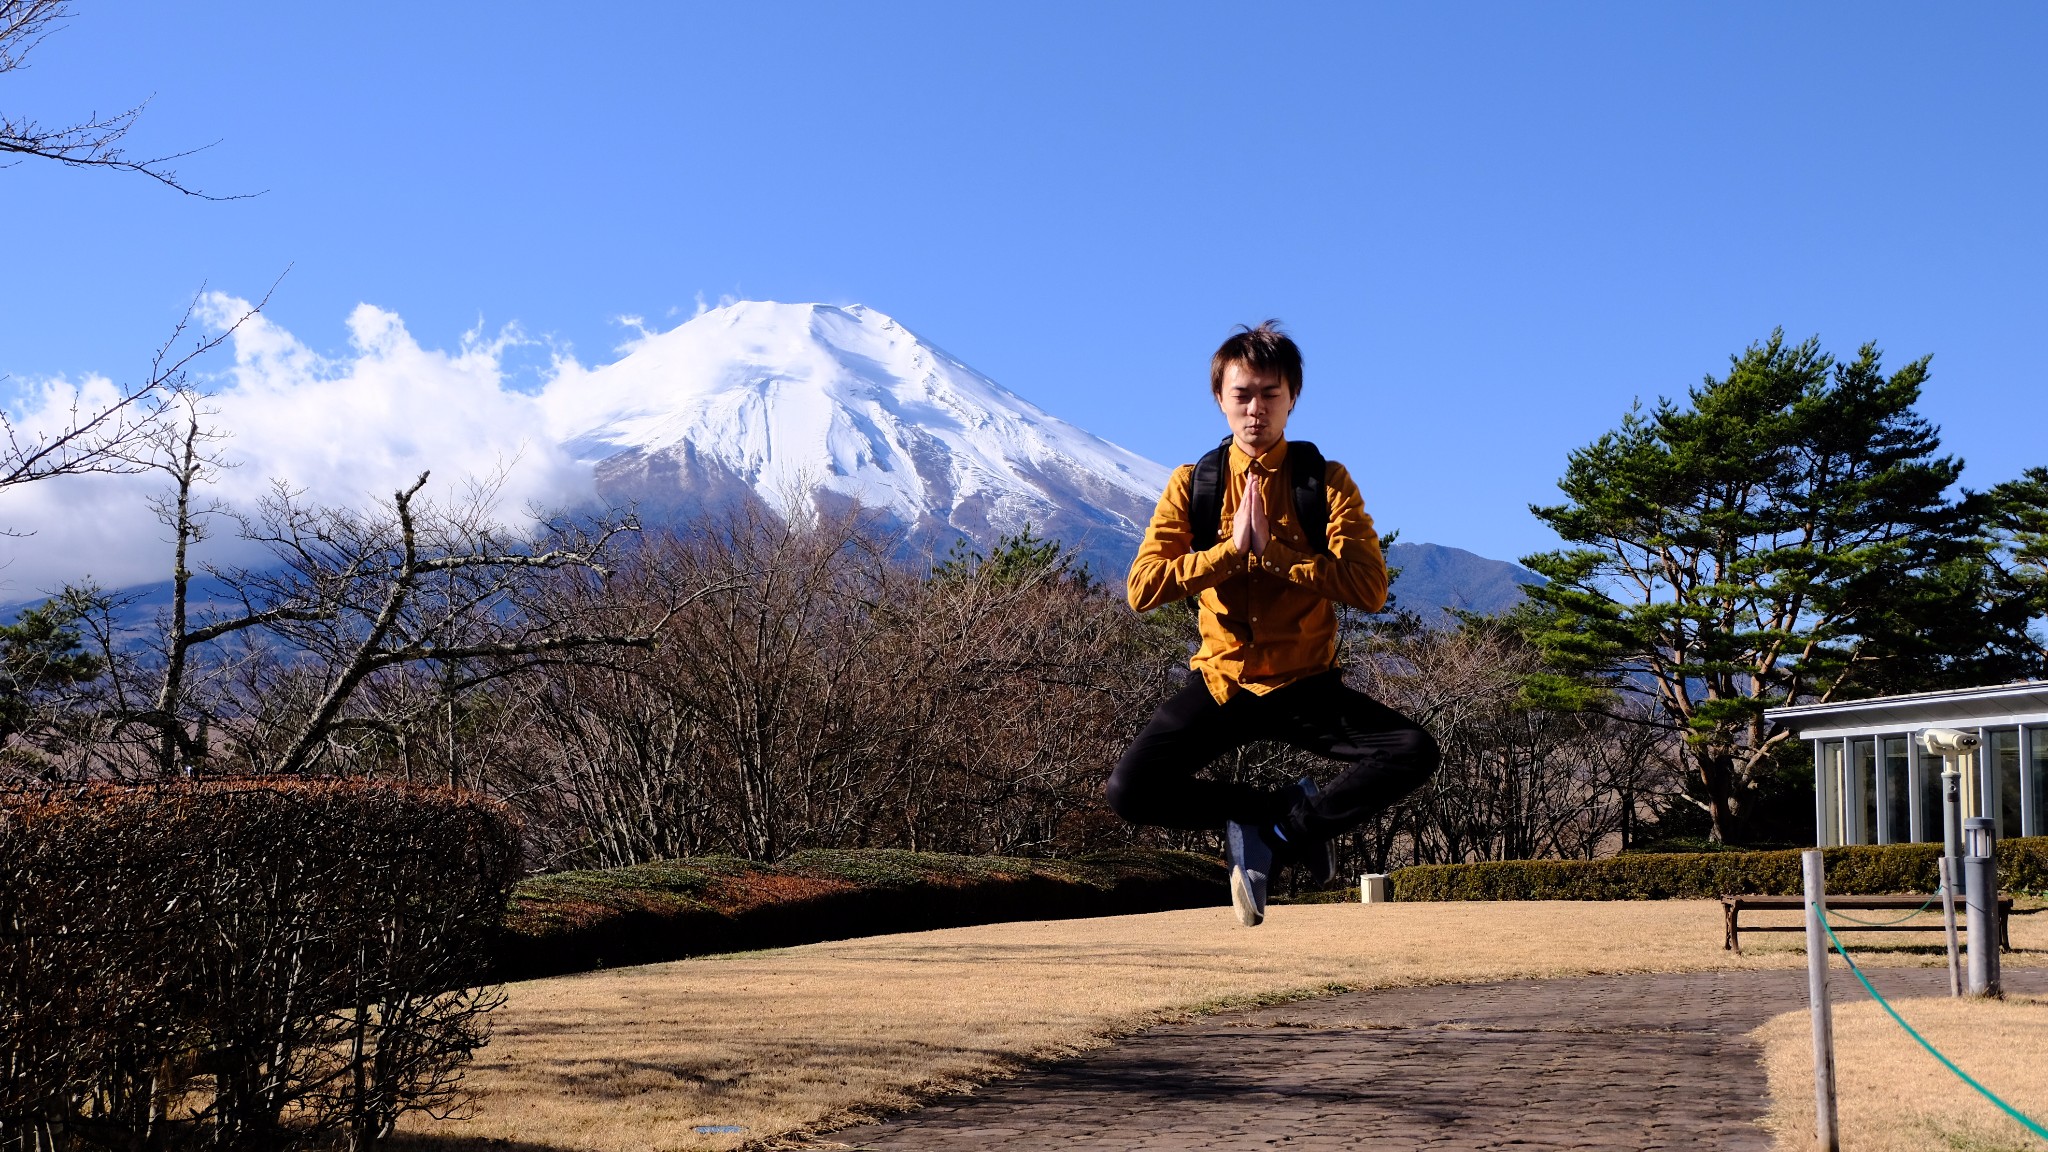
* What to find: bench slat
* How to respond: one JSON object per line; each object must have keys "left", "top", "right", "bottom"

{"left": 1721, "top": 895, "right": 2005, "bottom": 909}
{"left": 1720, "top": 893, "right": 2012, "bottom": 955}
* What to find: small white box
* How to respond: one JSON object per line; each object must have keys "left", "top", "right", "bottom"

{"left": 1361, "top": 873, "right": 1390, "bottom": 904}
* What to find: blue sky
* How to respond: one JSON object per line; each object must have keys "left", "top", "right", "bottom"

{"left": 3, "top": 2, "right": 2045, "bottom": 577}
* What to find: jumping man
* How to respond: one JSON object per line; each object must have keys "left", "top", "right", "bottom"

{"left": 1108, "top": 321, "right": 1439, "bottom": 927}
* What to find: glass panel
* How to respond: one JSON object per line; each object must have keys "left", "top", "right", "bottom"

{"left": 1991, "top": 729, "right": 2022, "bottom": 842}
{"left": 1882, "top": 737, "right": 1910, "bottom": 844}
{"left": 1917, "top": 742, "right": 1943, "bottom": 843}
{"left": 1854, "top": 738, "right": 1878, "bottom": 845}
{"left": 2030, "top": 729, "right": 2047, "bottom": 839}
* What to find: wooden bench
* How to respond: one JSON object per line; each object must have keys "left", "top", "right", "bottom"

{"left": 1721, "top": 894, "right": 2013, "bottom": 955}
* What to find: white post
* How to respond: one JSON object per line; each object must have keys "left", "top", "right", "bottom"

{"left": 1804, "top": 849, "right": 1839, "bottom": 1151}
{"left": 1844, "top": 738, "right": 1861, "bottom": 844}
{"left": 1814, "top": 740, "right": 1830, "bottom": 847}
{"left": 1874, "top": 738, "right": 1892, "bottom": 845}
{"left": 1900, "top": 729, "right": 1916, "bottom": 840}
{"left": 1974, "top": 730, "right": 1990, "bottom": 821}
{"left": 1360, "top": 874, "right": 1390, "bottom": 904}
{"left": 1980, "top": 729, "right": 2000, "bottom": 836}
{"left": 1944, "top": 762, "right": 1963, "bottom": 888}
{"left": 2019, "top": 723, "right": 2035, "bottom": 838}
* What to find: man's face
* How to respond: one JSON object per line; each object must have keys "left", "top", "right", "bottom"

{"left": 1217, "top": 361, "right": 1295, "bottom": 455}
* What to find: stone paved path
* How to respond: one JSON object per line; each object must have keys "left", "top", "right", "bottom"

{"left": 813, "top": 966, "right": 2047, "bottom": 1151}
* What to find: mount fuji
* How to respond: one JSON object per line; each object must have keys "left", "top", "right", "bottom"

{"left": 544, "top": 301, "right": 1169, "bottom": 571}
{"left": 538, "top": 301, "right": 1543, "bottom": 611}
{"left": 1, "top": 299, "right": 1542, "bottom": 619}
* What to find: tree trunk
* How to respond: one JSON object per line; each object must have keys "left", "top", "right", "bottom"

{"left": 1696, "top": 747, "right": 1737, "bottom": 843}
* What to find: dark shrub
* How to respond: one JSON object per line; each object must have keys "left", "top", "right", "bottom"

{"left": 496, "top": 847, "right": 1227, "bottom": 981}
{"left": 0, "top": 780, "right": 519, "bottom": 1152}
{"left": 1390, "top": 837, "right": 2048, "bottom": 901}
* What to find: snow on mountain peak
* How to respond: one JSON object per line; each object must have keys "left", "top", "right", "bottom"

{"left": 543, "top": 301, "right": 1171, "bottom": 560}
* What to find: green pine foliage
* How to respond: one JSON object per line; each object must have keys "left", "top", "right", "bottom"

{"left": 931, "top": 523, "right": 1083, "bottom": 588}
{"left": 1519, "top": 331, "right": 2043, "bottom": 843}
{"left": 1988, "top": 465, "right": 2048, "bottom": 662}
{"left": 0, "top": 589, "right": 105, "bottom": 745}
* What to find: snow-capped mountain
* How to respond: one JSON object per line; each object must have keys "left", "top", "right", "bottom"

{"left": 544, "top": 301, "right": 1170, "bottom": 567}
{"left": 0, "top": 297, "right": 1546, "bottom": 618}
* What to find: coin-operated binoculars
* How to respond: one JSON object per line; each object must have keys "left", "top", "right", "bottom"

{"left": 1918, "top": 728, "right": 1979, "bottom": 889}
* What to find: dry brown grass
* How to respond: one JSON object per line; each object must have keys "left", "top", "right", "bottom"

{"left": 403, "top": 899, "right": 2048, "bottom": 1152}
{"left": 1755, "top": 992, "right": 2048, "bottom": 1152}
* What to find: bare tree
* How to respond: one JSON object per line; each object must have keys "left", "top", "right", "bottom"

{"left": 880, "top": 538, "right": 1186, "bottom": 857}
{"left": 1344, "top": 611, "right": 1684, "bottom": 869}
{"left": 9, "top": 388, "right": 664, "bottom": 785}
{"left": 0, "top": 0, "right": 248, "bottom": 198}
{"left": 0, "top": 290, "right": 267, "bottom": 504}
{"left": 3, "top": 1, "right": 268, "bottom": 530}
{"left": 8, "top": 433, "right": 1690, "bottom": 875}
{"left": 494, "top": 516, "right": 1190, "bottom": 868}
{"left": 514, "top": 652, "right": 712, "bottom": 869}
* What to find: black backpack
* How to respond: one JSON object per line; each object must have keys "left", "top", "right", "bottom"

{"left": 1188, "top": 436, "right": 1329, "bottom": 554}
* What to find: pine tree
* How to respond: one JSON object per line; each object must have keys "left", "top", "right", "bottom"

{"left": 0, "top": 587, "right": 105, "bottom": 744}
{"left": 1987, "top": 466, "right": 2048, "bottom": 664}
{"left": 1519, "top": 331, "right": 2040, "bottom": 842}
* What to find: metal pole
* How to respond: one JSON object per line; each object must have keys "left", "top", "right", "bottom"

{"left": 1939, "top": 854, "right": 1962, "bottom": 998}
{"left": 1803, "top": 849, "right": 1839, "bottom": 1151}
{"left": 1943, "top": 763, "right": 1964, "bottom": 895}
{"left": 1963, "top": 817, "right": 2001, "bottom": 998}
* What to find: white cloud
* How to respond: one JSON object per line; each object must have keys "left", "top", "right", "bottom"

{"left": 0, "top": 297, "right": 593, "bottom": 603}
{"left": 613, "top": 313, "right": 655, "bottom": 352}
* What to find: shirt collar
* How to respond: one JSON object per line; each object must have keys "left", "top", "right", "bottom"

{"left": 1229, "top": 437, "right": 1290, "bottom": 474}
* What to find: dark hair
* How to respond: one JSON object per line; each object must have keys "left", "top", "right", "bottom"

{"left": 1209, "top": 320, "right": 1303, "bottom": 398}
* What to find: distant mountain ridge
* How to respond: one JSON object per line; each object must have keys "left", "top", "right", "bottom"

{"left": 1385, "top": 542, "right": 1544, "bottom": 617}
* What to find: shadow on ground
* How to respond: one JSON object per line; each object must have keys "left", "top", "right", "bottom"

{"left": 388, "top": 1135, "right": 582, "bottom": 1152}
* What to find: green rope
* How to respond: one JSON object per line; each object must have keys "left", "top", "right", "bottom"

{"left": 1814, "top": 901, "right": 2048, "bottom": 1142}
{"left": 1825, "top": 891, "right": 1943, "bottom": 927}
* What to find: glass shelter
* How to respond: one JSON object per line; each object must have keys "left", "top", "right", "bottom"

{"left": 1765, "top": 682, "right": 2048, "bottom": 847}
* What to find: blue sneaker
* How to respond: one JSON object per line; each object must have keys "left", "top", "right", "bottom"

{"left": 1280, "top": 777, "right": 1340, "bottom": 887}
{"left": 1224, "top": 818, "right": 1274, "bottom": 927}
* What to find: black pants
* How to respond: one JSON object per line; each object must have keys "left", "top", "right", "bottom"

{"left": 1106, "top": 669, "right": 1438, "bottom": 842}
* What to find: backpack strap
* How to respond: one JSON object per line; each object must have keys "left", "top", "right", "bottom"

{"left": 1188, "top": 436, "right": 1331, "bottom": 555}
{"left": 1289, "top": 439, "right": 1329, "bottom": 554}
{"left": 1188, "top": 435, "right": 1232, "bottom": 550}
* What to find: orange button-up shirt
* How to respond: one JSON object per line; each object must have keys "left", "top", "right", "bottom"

{"left": 1127, "top": 438, "right": 1388, "bottom": 704}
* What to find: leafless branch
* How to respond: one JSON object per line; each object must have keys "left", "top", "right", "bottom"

{"left": 0, "top": 275, "right": 278, "bottom": 496}
{"left": 0, "top": 0, "right": 258, "bottom": 198}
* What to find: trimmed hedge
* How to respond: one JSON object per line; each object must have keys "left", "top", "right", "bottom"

{"left": 496, "top": 847, "right": 1226, "bottom": 981}
{"left": 0, "top": 780, "right": 519, "bottom": 1152}
{"left": 1390, "top": 836, "right": 2048, "bottom": 902}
